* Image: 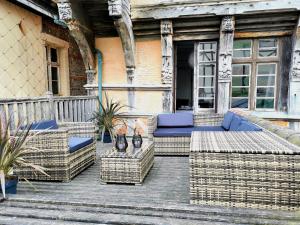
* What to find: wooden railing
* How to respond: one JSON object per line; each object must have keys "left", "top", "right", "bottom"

{"left": 0, "top": 96, "right": 98, "bottom": 130}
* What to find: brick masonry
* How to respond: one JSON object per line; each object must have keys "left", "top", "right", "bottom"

{"left": 42, "top": 17, "right": 87, "bottom": 96}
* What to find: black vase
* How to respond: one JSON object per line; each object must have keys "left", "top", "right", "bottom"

{"left": 115, "top": 134, "right": 128, "bottom": 152}
{"left": 132, "top": 134, "right": 143, "bottom": 148}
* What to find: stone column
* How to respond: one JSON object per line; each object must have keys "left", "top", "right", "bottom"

{"left": 289, "top": 17, "right": 300, "bottom": 115}
{"left": 85, "top": 69, "right": 97, "bottom": 96}
{"left": 161, "top": 20, "right": 173, "bottom": 112}
{"left": 217, "top": 16, "right": 235, "bottom": 114}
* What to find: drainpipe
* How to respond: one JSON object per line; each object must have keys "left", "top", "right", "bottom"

{"left": 95, "top": 49, "right": 103, "bottom": 110}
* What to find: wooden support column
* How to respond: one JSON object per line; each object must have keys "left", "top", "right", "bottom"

{"left": 161, "top": 20, "right": 173, "bottom": 112}
{"left": 57, "top": 1, "right": 96, "bottom": 95}
{"left": 217, "top": 16, "right": 235, "bottom": 114}
{"left": 108, "top": 0, "right": 135, "bottom": 83}
{"left": 289, "top": 17, "right": 300, "bottom": 115}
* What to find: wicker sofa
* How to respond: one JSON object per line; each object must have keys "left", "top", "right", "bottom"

{"left": 189, "top": 110, "right": 300, "bottom": 211}
{"left": 14, "top": 120, "right": 96, "bottom": 182}
{"left": 148, "top": 112, "right": 261, "bottom": 155}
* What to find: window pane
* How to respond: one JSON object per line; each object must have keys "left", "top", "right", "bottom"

{"left": 199, "top": 52, "right": 216, "bottom": 61}
{"left": 231, "top": 98, "right": 249, "bottom": 108}
{"left": 232, "top": 64, "right": 250, "bottom": 75}
{"left": 199, "top": 77, "right": 214, "bottom": 87}
{"left": 259, "top": 39, "right": 277, "bottom": 48}
{"left": 232, "top": 87, "right": 249, "bottom": 97}
{"left": 52, "top": 81, "right": 59, "bottom": 95}
{"left": 257, "top": 76, "right": 275, "bottom": 86}
{"left": 234, "top": 40, "right": 252, "bottom": 49}
{"left": 199, "top": 65, "right": 215, "bottom": 76}
{"left": 51, "top": 67, "right": 58, "bottom": 80}
{"left": 198, "top": 99, "right": 214, "bottom": 108}
{"left": 256, "top": 99, "right": 274, "bottom": 109}
{"left": 257, "top": 64, "right": 276, "bottom": 75}
{"left": 259, "top": 49, "right": 277, "bottom": 57}
{"left": 256, "top": 87, "right": 274, "bottom": 97}
{"left": 51, "top": 48, "right": 57, "bottom": 62}
{"left": 200, "top": 43, "right": 217, "bottom": 51}
{"left": 199, "top": 88, "right": 214, "bottom": 98}
{"left": 233, "top": 50, "right": 250, "bottom": 58}
{"left": 232, "top": 76, "right": 249, "bottom": 86}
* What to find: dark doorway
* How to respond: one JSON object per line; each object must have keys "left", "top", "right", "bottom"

{"left": 175, "top": 42, "right": 194, "bottom": 111}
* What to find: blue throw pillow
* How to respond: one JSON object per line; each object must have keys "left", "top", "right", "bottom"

{"left": 221, "top": 111, "right": 234, "bottom": 130}
{"left": 237, "top": 121, "right": 262, "bottom": 131}
{"left": 229, "top": 115, "right": 244, "bottom": 131}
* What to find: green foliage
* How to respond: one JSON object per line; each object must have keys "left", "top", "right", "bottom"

{"left": 91, "top": 93, "right": 128, "bottom": 142}
{"left": 0, "top": 117, "right": 48, "bottom": 198}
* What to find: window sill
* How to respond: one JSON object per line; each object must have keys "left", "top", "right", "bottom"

{"left": 251, "top": 111, "right": 300, "bottom": 120}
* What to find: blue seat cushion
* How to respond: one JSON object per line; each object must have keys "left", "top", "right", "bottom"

{"left": 69, "top": 137, "right": 93, "bottom": 153}
{"left": 229, "top": 115, "right": 245, "bottom": 131}
{"left": 157, "top": 112, "right": 193, "bottom": 127}
{"left": 153, "top": 126, "right": 225, "bottom": 137}
{"left": 221, "top": 111, "right": 235, "bottom": 130}
{"left": 30, "top": 120, "right": 58, "bottom": 130}
{"left": 237, "top": 121, "right": 262, "bottom": 131}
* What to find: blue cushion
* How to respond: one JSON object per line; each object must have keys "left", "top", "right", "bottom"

{"left": 157, "top": 112, "right": 194, "bottom": 127}
{"left": 221, "top": 111, "right": 235, "bottom": 130}
{"left": 30, "top": 120, "right": 58, "bottom": 130}
{"left": 237, "top": 121, "right": 262, "bottom": 131}
{"left": 69, "top": 137, "right": 93, "bottom": 153}
{"left": 153, "top": 126, "right": 225, "bottom": 137}
{"left": 229, "top": 115, "right": 245, "bottom": 131}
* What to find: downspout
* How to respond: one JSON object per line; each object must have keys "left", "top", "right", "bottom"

{"left": 95, "top": 49, "right": 103, "bottom": 110}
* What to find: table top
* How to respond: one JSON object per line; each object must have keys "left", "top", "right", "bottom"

{"left": 100, "top": 141, "right": 153, "bottom": 159}
{"left": 191, "top": 131, "right": 300, "bottom": 155}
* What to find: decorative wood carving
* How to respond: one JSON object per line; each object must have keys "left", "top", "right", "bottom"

{"left": 163, "top": 90, "right": 172, "bottom": 113}
{"left": 291, "top": 49, "right": 300, "bottom": 80}
{"left": 108, "top": 0, "right": 136, "bottom": 82}
{"left": 217, "top": 16, "right": 235, "bottom": 114}
{"left": 57, "top": 2, "right": 72, "bottom": 20}
{"left": 161, "top": 20, "right": 173, "bottom": 85}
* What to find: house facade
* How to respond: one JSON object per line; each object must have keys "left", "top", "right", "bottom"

{"left": 1, "top": 0, "right": 300, "bottom": 131}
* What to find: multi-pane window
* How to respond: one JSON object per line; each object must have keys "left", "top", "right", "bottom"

{"left": 46, "top": 46, "right": 60, "bottom": 95}
{"left": 195, "top": 42, "right": 217, "bottom": 110}
{"left": 232, "top": 38, "right": 279, "bottom": 110}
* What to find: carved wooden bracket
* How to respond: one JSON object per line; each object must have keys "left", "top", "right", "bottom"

{"left": 108, "top": 0, "right": 136, "bottom": 82}
{"left": 161, "top": 20, "right": 173, "bottom": 85}
{"left": 218, "top": 16, "right": 235, "bottom": 81}
{"left": 57, "top": 1, "right": 95, "bottom": 74}
{"left": 291, "top": 18, "right": 300, "bottom": 81}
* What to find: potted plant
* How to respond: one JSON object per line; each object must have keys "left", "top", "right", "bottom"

{"left": 0, "top": 117, "right": 47, "bottom": 201}
{"left": 91, "top": 93, "right": 128, "bottom": 143}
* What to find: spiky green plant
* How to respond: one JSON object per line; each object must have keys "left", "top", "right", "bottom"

{"left": 91, "top": 93, "right": 128, "bottom": 142}
{"left": 0, "top": 117, "right": 48, "bottom": 199}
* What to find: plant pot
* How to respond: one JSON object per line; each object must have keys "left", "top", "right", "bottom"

{"left": 102, "top": 131, "right": 112, "bottom": 143}
{"left": 0, "top": 176, "right": 18, "bottom": 194}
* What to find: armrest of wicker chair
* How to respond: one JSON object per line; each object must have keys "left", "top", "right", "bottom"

{"left": 147, "top": 115, "right": 157, "bottom": 141}
{"left": 194, "top": 113, "right": 224, "bottom": 126}
{"left": 58, "top": 122, "right": 96, "bottom": 139}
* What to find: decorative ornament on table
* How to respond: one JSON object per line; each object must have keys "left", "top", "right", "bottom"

{"left": 132, "top": 127, "right": 143, "bottom": 148}
{"left": 115, "top": 125, "right": 128, "bottom": 152}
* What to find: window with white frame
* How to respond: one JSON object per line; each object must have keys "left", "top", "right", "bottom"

{"left": 231, "top": 38, "right": 279, "bottom": 110}
{"left": 195, "top": 42, "right": 217, "bottom": 110}
{"left": 45, "top": 46, "right": 60, "bottom": 95}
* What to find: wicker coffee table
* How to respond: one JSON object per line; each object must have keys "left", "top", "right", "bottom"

{"left": 100, "top": 141, "right": 154, "bottom": 185}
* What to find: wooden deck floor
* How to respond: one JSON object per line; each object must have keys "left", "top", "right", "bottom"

{"left": 1, "top": 142, "right": 299, "bottom": 224}
{"left": 12, "top": 142, "right": 190, "bottom": 205}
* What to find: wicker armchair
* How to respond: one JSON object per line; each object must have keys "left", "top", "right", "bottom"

{"left": 148, "top": 113, "right": 224, "bottom": 155}
{"left": 14, "top": 122, "right": 96, "bottom": 182}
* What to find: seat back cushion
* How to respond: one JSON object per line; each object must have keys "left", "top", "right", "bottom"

{"left": 237, "top": 121, "right": 262, "bottom": 131}
{"left": 69, "top": 137, "right": 93, "bottom": 153}
{"left": 157, "top": 112, "right": 193, "bottom": 127}
{"left": 229, "top": 115, "right": 245, "bottom": 131}
{"left": 30, "top": 120, "right": 58, "bottom": 130}
{"left": 221, "top": 111, "right": 235, "bottom": 130}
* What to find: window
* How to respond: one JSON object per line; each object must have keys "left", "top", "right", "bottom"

{"left": 195, "top": 42, "right": 217, "bottom": 110}
{"left": 46, "top": 46, "right": 60, "bottom": 95}
{"left": 232, "top": 38, "right": 279, "bottom": 110}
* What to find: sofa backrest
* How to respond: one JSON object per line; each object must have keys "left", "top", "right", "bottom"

{"left": 29, "top": 120, "right": 59, "bottom": 130}
{"left": 157, "top": 112, "right": 194, "bottom": 127}
{"left": 222, "top": 111, "right": 262, "bottom": 131}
